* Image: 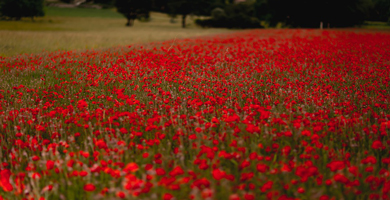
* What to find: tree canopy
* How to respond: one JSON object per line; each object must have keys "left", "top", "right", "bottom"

{"left": 0, "top": 0, "right": 44, "bottom": 20}
{"left": 368, "top": 0, "right": 390, "bottom": 22}
{"left": 8, "top": 0, "right": 388, "bottom": 27}
{"left": 114, "top": 0, "right": 151, "bottom": 26}
{"left": 167, "top": 0, "right": 212, "bottom": 28}
{"left": 265, "top": 0, "right": 372, "bottom": 28}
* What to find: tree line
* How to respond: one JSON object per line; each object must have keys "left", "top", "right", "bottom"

{"left": 1, "top": 0, "right": 389, "bottom": 28}
{"left": 0, "top": 0, "right": 44, "bottom": 20}
{"left": 109, "top": 0, "right": 390, "bottom": 28}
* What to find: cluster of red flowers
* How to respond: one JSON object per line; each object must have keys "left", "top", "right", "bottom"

{"left": 0, "top": 29, "right": 389, "bottom": 200}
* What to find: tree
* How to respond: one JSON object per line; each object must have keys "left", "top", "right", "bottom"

{"left": 196, "top": 1, "right": 263, "bottom": 29}
{"left": 167, "top": 0, "right": 211, "bottom": 28}
{"left": 0, "top": 0, "right": 44, "bottom": 20}
{"left": 167, "top": 0, "right": 192, "bottom": 28}
{"left": 151, "top": 0, "right": 169, "bottom": 12}
{"left": 368, "top": 0, "right": 390, "bottom": 22}
{"left": 114, "top": 0, "right": 151, "bottom": 26}
{"left": 265, "top": 0, "right": 370, "bottom": 28}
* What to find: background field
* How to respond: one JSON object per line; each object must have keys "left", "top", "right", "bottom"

{"left": 0, "top": 7, "right": 231, "bottom": 57}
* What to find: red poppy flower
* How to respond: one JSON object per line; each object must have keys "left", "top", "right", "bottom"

{"left": 83, "top": 184, "right": 96, "bottom": 192}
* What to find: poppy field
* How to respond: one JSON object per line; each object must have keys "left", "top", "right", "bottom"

{"left": 0, "top": 29, "right": 390, "bottom": 200}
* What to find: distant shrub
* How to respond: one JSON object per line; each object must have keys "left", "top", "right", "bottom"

{"left": 196, "top": 3, "right": 263, "bottom": 29}
{"left": 211, "top": 7, "right": 226, "bottom": 21}
{"left": 196, "top": 16, "right": 262, "bottom": 29}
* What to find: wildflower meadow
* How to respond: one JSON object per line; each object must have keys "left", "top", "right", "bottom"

{"left": 0, "top": 29, "right": 390, "bottom": 200}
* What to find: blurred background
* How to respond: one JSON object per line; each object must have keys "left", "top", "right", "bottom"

{"left": 0, "top": 0, "right": 389, "bottom": 57}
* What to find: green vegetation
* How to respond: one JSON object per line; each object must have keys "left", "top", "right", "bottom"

{"left": 0, "top": 7, "right": 231, "bottom": 57}
{"left": 362, "top": 21, "right": 390, "bottom": 29}
{"left": 0, "top": 0, "right": 44, "bottom": 20}
{"left": 196, "top": 2, "right": 263, "bottom": 29}
{"left": 114, "top": 0, "right": 151, "bottom": 26}
{"left": 45, "top": 7, "right": 122, "bottom": 18}
{"left": 166, "top": 0, "right": 210, "bottom": 28}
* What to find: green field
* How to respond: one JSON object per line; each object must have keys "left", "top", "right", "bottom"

{"left": 44, "top": 6, "right": 123, "bottom": 18}
{"left": 361, "top": 21, "right": 390, "bottom": 30}
{"left": 0, "top": 7, "right": 231, "bottom": 57}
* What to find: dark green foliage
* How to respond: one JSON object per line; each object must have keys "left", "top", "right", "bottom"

{"left": 253, "top": 0, "right": 269, "bottom": 21}
{"left": 59, "top": 0, "right": 73, "bottom": 3}
{"left": 368, "top": 0, "right": 390, "bottom": 22}
{"left": 151, "top": 0, "right": 169, "bottom": 12}
{"left": 265, "top": 0, "right": 372, "bottom": 28}
{"left": 211, "top": 7, "right": 226, "bottom": 21}
{"left": 196, "top": 2, "right": 263, "bottom": 29}
{"left": 164, "top": 0, "right": 388, "bottom": 28}
{"left": 114, "top": 0, "right": 151, "bottom": 26}
{"left": 0, "top": 0, "right": 44, "bottom": 20}
{"left": 93, "top": 0, "right": 113, "bottom": 3}
{"left": 167, "top": 0, "right": 212, "bottom": 28}
{"left": 196, "top": 16, "right": 262, "bottom": 29}
{"left": 94, "top": 0, "right": 115, "bottom": 8}
{"left": 167, "top": 0, "right": 212, "bottom": 16}
{"left": 59, "top": 0, "right": 115, "bottom": 8}
{"left": 7, "top": 0, "right": 384, "bottom": 28}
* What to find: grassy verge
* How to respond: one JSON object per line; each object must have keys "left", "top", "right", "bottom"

{"left": 0, "top": 7, "right": 231, "bottom": 57}
{"left": 44, "top": 6, "right": 123, "bottom": 18}
{"left": 361, "top": 20, "right": 390, "bottom": 30}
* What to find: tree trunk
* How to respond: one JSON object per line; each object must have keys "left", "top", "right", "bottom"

{"left": 182, "top": 14, "right": 187, "bottom": 28}
{"left": 126, "top": 18, "right": 134, "bottom": 27}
